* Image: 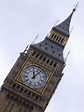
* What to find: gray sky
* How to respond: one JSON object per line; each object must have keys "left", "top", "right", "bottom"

{"left": 0, "top": 0, "right": 84, "bottom": 112}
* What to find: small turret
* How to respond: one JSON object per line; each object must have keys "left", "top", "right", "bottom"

{"left": 47, "top": 3, "right": 78, "bottom": 48}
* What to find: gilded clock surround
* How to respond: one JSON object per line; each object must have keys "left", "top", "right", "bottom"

{"left": 15, "top": 58, "right": 55, "bottom": 94}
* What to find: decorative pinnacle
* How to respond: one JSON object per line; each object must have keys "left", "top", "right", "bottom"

{"left": 65, "top": 51, "right": 70, "bottom": 62}
{"left": 24, "top": 45, "right": 29, "bottom": 53}
{"left": 31, "top": 35, "right": 39, "bottom": 45}
{"left": 54, "top": 19, "right": 59, "bottom": 26}
{"left": 73, "top": 2, "right": 79, "bottom": 12}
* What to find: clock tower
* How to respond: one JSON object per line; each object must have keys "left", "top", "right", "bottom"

{"left": 0, "top": 7, "right": 76, "bottom": 112}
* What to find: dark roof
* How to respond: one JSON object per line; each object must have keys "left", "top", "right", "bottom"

{"left": 53, "top": 8, "right": 76, "bottom": 37}
{"left": 31, "top": 38, "right": 64, "bottom": 62}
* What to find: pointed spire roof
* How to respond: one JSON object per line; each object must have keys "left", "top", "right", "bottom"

{"left": 53, "top": 5, "right": 78, "bottom": 37}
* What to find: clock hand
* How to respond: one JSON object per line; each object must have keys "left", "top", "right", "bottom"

{"left": 33, "top": 66, "right": 35, "bottom": 76}
{"left": 32, "top": 70, "right": 41, "bottom": 79}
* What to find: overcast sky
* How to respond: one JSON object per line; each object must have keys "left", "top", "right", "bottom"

{"left": 0, "top": 0, "right": 84, "bottom": 112}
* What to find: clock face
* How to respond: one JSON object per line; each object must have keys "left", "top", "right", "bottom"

{"left": 21, "top": 66, "right": 47, "bottom": 88}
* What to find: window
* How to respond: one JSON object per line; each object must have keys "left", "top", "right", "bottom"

{"left": 43, "top": 57, "right": 47, "bottom": 61}
{"left": 39, "top": 55, "right": 43, "bottom": 60}
{"left": 28, "top": 92, "right": 31, "bottom": 96}
{"left": 51, "top": 34, "right": 54, "bottom": 39}
{"left": 50, "top": 61, "right": 53, "bottom": 65}
{"left": 20, "top": 88, "right": 24, "bottom": 92}
{"left": 52, "top": 51, "right": 55, "bottom": 54}
{"left": 12, "top": 83, "right": 16, "bottom": 88}
{"left": 46, "top": 59, "right": 50, "bottom": 64}
{"left": 53, "top": 35, "right": 57, "bottom": 39}
{"left": 54, "top": 35, "right": 57, "bottom": 40}
{"left": 35, "top": 95, "right": 39, "bottom": 100}
{"left": 32, "top": 51, "right": 36, "bottom": 56}
{"left": 51, "top": 45, "right": 53, "bottom": 48}
{"left": 58, "top": 54, "right": 61, "bottom": 57}
{"left": 32, "top": 93, "right": 35, "bottom": 97}
{"left": 45, "top": 47, "right": 48, "bottom": 50}
{"left": 60, "top": 38, "right": 64, "bottom": 44}
{"left": 39, "top": 44, "right": 42, "bottom": 47}
{"left": 35, "top": 53, "right": 39, "bottom": 58}
{"left": 53, "top": 63, "right": 57, "bottom": 67}
{"left": 24, "top": 90, "right": 27, "bottom": 93}
{"left": 56, "top": 36, "right": 59, "bottom": 41}
{"left": 45, "top": 42, "right": 47, "bottom": 45}
{"left": 58, "top": 37, "right": 61, "bottom": 42}
{"left": 17, "top": 85, "right": 20, "bottom": 89}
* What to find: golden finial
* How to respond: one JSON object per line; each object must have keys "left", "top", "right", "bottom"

{"left": 24, "top": 45, "right": 29, "bottom": 53}
{"left": 70, "top": 26, "right": 74, "bottom": 34}
{"left": 73, "top": 2, "right": 79, "bottom": 12}
{"left": 54, "top": 19, "right": 59, "bottom": 26}
{"left": 31, "top": 35, "right": 39, "bottom": 45}
{"left": 65, "top": 51, "right": 70, "bottom": 62}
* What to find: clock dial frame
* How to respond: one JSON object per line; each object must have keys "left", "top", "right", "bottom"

{"left": 15, "top": 59, "right": 55, "bottom": 94}
{"left": 21, "top": 66, "right": 47, "bottom": 88}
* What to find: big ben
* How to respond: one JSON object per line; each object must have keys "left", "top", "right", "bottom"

{"left": 0, "top": 5, "right": 77, "bottom": 112}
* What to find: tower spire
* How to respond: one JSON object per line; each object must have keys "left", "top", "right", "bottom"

{"left": 53, "top": 3, "right": 78, "bottom": 37}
